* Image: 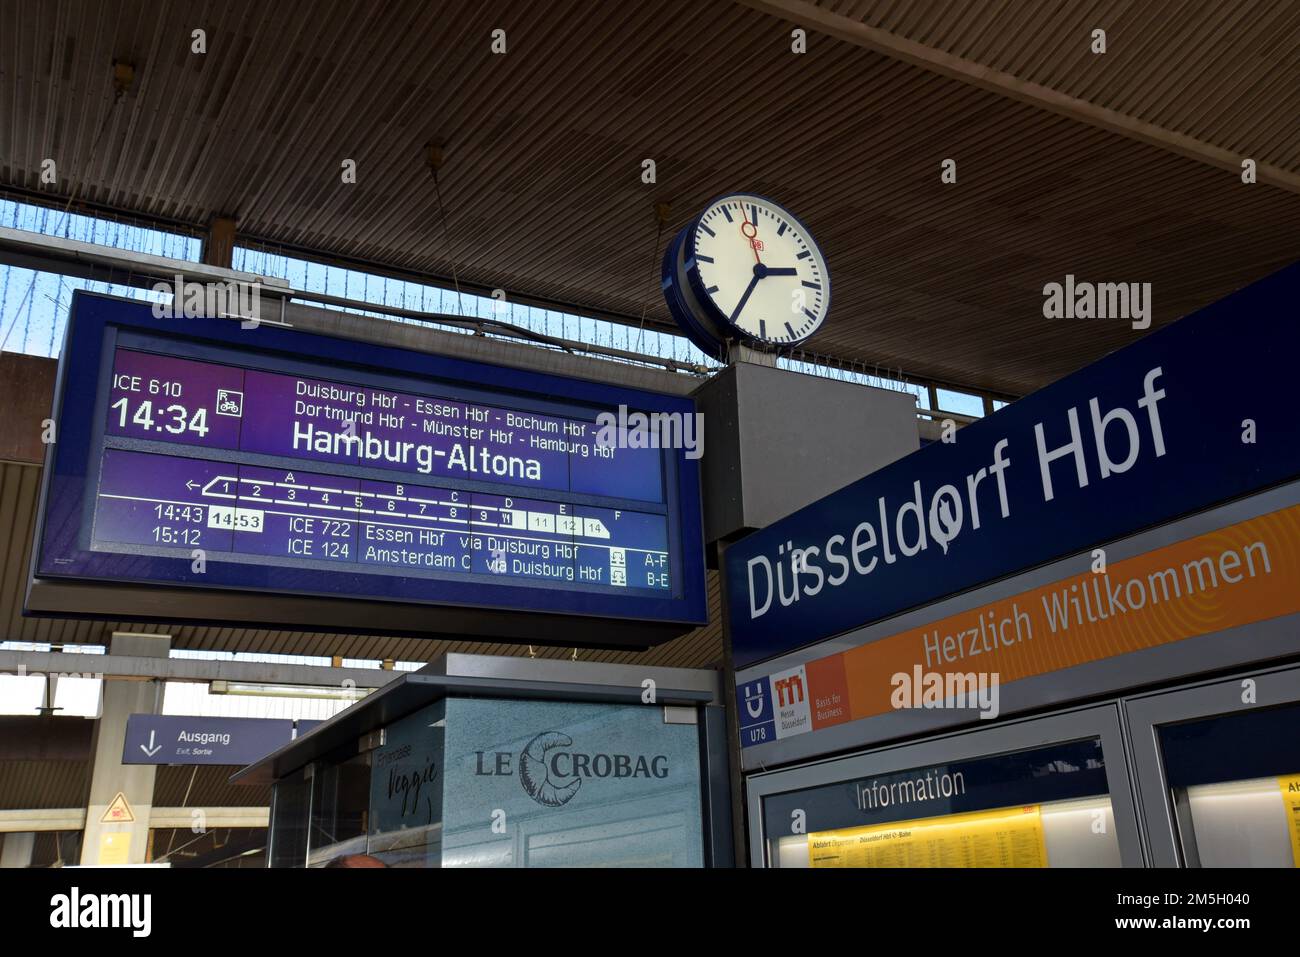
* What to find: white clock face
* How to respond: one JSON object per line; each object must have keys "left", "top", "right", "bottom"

{"left": 690, "top": 195, "right": 829, "bottom": 345}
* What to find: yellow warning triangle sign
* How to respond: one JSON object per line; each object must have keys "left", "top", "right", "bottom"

{"left": 100, "top": 792, "right": 135, "bottom": 824}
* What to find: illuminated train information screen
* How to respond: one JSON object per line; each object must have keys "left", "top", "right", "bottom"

{"left": 29, "top": 294, "right": 706, "bottom": 647}
{"left": 99, "top": 349, "right": 669, "bottom": 588}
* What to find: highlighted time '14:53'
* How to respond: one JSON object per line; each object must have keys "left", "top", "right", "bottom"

{"left": 110, "top": 397, "right": 210, "bottom": 438}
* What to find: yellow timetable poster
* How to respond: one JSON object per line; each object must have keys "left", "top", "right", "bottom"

{"left": 1279, "top": 774, "right": 1300, "bottom": 867}
{"left": 808, "top": 805, "right": 1048, "bottom": 868}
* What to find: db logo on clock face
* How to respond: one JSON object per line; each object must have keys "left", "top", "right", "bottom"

{"left": 662, "top": 193, "right": 830, "bottom": 356}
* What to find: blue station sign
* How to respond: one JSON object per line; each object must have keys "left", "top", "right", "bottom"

{"left": 725, "top": 262, "right": 1300, "bottom": 668}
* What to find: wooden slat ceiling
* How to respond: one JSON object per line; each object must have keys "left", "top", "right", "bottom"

{"left": 812, "top": 0, "right": 1300, "bottom": 169}
{"left": 0, "top": 461, "right": 724, "bottom": 666}
{"left": 0, "top": 1, "right": 1296, "bottom": 395}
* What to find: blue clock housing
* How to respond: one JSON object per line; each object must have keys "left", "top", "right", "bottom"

{"left": 662, "top": 225, "right": 728, "bottom": 358}
{"left": 663, "top": 194, "right": 830, "bottom": 352}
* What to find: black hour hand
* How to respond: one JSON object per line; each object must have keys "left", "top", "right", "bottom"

{"left": 730, "top": 275, "right": 761, "bottom": 324}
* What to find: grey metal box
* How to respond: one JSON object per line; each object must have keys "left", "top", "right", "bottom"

{"left": 693, "top": 362, "right": 918, "bottom": 545}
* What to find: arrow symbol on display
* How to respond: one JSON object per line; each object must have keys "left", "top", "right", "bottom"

{"left": 140, "top": 730, "right": 161, "bottom": 757}
{"left": 185, "top": 480, "right": 198, "bottom": 490}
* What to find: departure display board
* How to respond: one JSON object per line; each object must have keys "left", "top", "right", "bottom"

{"left": 98, "top": 349, "right": 670, "bottom": 587}
{"left": 28, "top": 293, "right": 707, "bottom": 647}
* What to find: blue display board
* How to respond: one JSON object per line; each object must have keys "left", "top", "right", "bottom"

{"left": 725, "top": 262, "right": 1300, "bottom": 668}
{"left": 28, "top": 293, "right": 706, "bottom": 645}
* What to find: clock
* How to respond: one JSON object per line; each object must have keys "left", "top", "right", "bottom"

{"left": 662, "top": 193, "right": 830, "bottom": 356}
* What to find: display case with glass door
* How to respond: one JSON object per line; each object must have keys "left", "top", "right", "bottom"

{"left": 745, "top": 706, "right": 1144, "bottom": 867}
{"left": 1127, "top": 664, "right": 1300, "bottom": 867}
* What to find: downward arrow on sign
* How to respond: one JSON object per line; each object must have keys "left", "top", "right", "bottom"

{"left": 140, "top": 730, "right": 161, "bottom": 757}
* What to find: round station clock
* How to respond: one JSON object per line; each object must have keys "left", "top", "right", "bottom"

{"left": 662, "top": 193, "right": 830, "bottom": 357}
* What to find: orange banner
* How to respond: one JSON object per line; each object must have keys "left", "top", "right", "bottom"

{"left": 802, "top": 503, "right": 1300, "bottom": 727}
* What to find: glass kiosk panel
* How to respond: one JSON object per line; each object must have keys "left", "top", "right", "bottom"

{"left": 1127, "top": 666, "right": 1300, "bottom": 867}
{"left": 364, "top": 702, "right": 445, "bottom": 867}
{"left": 268, "top": 768, "right": 311, "bottom": 868}
{"left": 308, "top": 751, "right": 371, "bottom": 863}
{"left": 251, "top": 654, "right": 727, "bottom": 867}
{"left": 273, "top": 697, "right": 706, "bottom": 867}
{"left": 440, "top": 698, "right": 704, "bottom": 868}
{"left": 746, "top": 706, "right": 1144, "bottom": 867}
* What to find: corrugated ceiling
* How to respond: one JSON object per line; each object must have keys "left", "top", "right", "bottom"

{"left": 153, "top": 765, "right": 269, "bottom": 808}
{"left": 1, "top": 0, "right": 1296, "bottom": 395}
{"left": 0, "top": 759, "right": 86, "bottom": 809}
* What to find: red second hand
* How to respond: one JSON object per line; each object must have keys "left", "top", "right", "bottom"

{"left": 739, "top": 202, "right": 761, "bottom": 264}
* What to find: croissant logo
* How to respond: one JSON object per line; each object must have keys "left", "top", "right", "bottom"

{"left": 518, "top": 731, "right": 583, "bottom": 807}
{"left": 491, "top": 731, "right": 670, "bottom": 808}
